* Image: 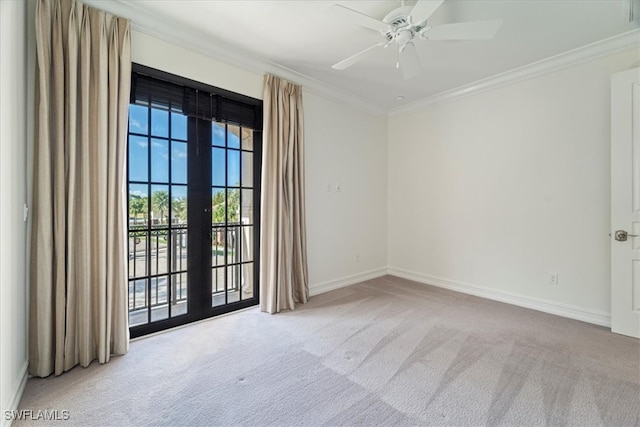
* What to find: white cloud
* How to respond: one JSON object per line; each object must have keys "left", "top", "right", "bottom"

{"left": 129, "top": 118, "right": 144, "bottom": 132}
{"left": 172, "top": 149, "right": 187, "bottom": 159}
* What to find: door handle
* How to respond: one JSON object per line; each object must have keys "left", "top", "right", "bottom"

{"left": 612, "top": 230, "right": 639, "bottom": 242}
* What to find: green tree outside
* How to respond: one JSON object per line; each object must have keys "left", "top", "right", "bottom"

{"left": 212, "top": 188, "right": 240, "bottom": 224}
{"left": 152, "top": 190, "right": 169, "bottom": 223}
{"left": 129, "top": 194, "right": 147, "bottom": 224}
{"left": 172, "top": 197, "right": 187, "bottom": 223}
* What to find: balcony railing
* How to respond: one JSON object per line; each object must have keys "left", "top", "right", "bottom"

{"left": 127, "top": 222, "right": 245, "bottom": 318}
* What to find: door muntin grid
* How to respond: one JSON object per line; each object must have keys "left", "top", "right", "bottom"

{"left": 211, "top": 122, "right": 256, "bottom": 306}
{"left": 127, "top": 101, "right": 189, "bottom": 327}
{"left": 127, "top": 66, "right": 262, "bottom": 337}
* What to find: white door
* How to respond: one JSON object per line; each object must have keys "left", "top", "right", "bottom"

{"left": 611, "top": 66, "right": 640, "bottom": 339}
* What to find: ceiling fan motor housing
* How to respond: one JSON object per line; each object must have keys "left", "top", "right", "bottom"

{"left": 382, "top": 5, "right": 427, "bottom": 45}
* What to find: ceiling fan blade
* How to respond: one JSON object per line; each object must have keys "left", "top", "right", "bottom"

{"left": 328, "top": 4, "right": 389, "bottom": 33}
{"left": 423, "top": 19, "right": 503, "bottom": 40}
{"left": 399, "top": 42, "right": 422, "bottom": 80}
{"left": 332, "top": 42, "right": 386, "bottom": 70}
{"left": 409, "top": 0, "right": 445, "bottom": 24}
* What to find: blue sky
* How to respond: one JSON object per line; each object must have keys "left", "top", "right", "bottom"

{"left": 128, "top": 105, "right": 243, "bottom": 201}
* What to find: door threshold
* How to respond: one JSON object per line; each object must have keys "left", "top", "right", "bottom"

{"left": 130, "top": 304, "right": 259, "bottom": 343}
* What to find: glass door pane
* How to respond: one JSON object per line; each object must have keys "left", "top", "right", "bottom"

{"left": 127, "top": 102, "right": 189, "bottom": 328}
{"left": 211, "top": 122, "right": 256, "bottom": 307}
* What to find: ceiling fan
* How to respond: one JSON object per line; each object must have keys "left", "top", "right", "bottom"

{"left": 330, "top": 0, "right": 502, "bottom": 80}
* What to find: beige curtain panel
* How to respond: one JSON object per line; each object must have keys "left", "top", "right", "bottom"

{"left": 260, "top": 74, "right": 309, "bottom": 314}
{"left": 30, "top": 0, "right": 131, "bottom": 377}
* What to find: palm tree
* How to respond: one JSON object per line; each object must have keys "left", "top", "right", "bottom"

{"left": 211, "top": 189, "right": 240, "bottom": 224}
{"left": 172, "top": 197, "right": 187, "bottom": 223}
{"left": 129, "top": 195, "right": 147, "bottom": 224}
{"left": 152, "top": 190, "right": 169, "bottom": 224}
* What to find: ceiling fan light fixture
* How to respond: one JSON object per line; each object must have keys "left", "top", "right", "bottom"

{"left": 396, "top": 29, "right": 414, "bottom": 45}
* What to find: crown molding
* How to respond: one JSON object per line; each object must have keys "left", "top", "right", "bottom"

{"left": 85, "top": 0, "right": 639, "bottom": 119}
{"left": 388, "top": 29, "right": 640, "bottom": 117}
{"left": 85, "top": 0, "right": 387, "bottom": 117}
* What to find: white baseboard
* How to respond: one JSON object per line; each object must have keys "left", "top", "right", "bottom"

{"left": 387, "top": 267, "right": 611, "bottom": 328}
{"left": 309, "top": 267, "right": 388, "bottom": 297}
{"left": 1, "top": 361, "right": 28, "bottom": 427}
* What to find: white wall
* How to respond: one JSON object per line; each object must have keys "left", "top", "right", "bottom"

{"left": 304, "top": 91, "right": 388, "bottom": 293}
{"left": 131, "top": 31, "right": 389, "bottom": 294}
{"left": 132, "top": 31, "right": 263, "bottom": 100}
{"left": 388, "top": 47, "right": 640, "bottom": 321}
{"left": 0, "top": 0, "right": 29, "bottom": 424}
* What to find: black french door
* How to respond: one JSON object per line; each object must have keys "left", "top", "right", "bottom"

{"left": 127, "top": 65, "right": 262, "bottom": 338}
{"left": 187, "top": 117, "right": 262, "bottom": 319}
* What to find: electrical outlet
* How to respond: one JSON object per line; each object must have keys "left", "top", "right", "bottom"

{"left": 547, "top": 272, "right": 558, "bottom": 285}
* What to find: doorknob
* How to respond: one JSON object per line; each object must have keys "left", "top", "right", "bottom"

{"left": 612, "top": 230, "right": 639, "bottom": 242}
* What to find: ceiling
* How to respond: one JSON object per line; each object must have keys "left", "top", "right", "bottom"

{"left": 89, "top": 0, "right": 640, "bottom": 112}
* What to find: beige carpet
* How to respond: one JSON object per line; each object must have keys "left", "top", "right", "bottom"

{"left": 16, "top": 275, "right": 640, "bottom": 426}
